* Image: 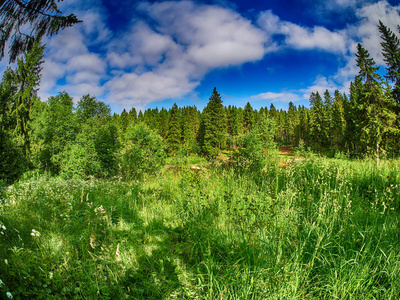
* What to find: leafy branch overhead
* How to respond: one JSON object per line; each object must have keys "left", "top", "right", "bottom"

{"left": 0, "top": 0, "right": 81, "bottom": 62}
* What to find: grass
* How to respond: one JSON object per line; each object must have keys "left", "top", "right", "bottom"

{"left": 1, "top": 157, "right": 400, "bottom": 299}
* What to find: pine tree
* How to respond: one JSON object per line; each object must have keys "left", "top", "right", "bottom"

{"left": 181, "top": 106, "right": 198, "bottom": 155}
{"left": 287, "top": 101, "right": 298, "bottom": 145}
{"left": 331, "top": 90, "right": 346, "bottom": 150}
{"left": 309, "top": 92, "right": 325, "bottom": 150}
{"left": 298, "top": 105, "right": 309, "bottom": 146}
{"left": 118, "top": 109, "right": 129, "bottom": 132}
{"left": 323, "top": 90, "right": 333, "bottom": 149}
{"left": 243, "top": 102, "right": 254, "bottom": 131}
{"left": 11, "top": 39, "right": 44, "bottom": 154}
{"left": 354, "top": 43, "right": 399, "bottom": 162}
{"left": 166, "top": 103, "right": 181, "bottom": 155}
{"left": 200, "top": 87, "right": 227, "bottom": 157}
{"left": 157, "top": 108, "right": 169, "bottom": 138}
{"left": 128, "top": 107, "right": 137, "bottom": 124}
{"left": 378, "top": 20, "right": 400, "bottom": 105}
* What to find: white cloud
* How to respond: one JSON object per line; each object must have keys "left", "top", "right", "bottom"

{"left": 355, "top": 1, "right": 400, "bottom": 65}
{"left": 103, "top": 1, "right": 269, "bottom": 106}
{"left": 8, "top": 0, "right": 399, "bottom": 111}
{"left": 250, "top": 91, "right": 303, "bottom": 103}
{"left": 257, "top": 10, "right": 348, "bottom": 53}
{"left": 104, "top": 72, "right": 199, "bottom": 107}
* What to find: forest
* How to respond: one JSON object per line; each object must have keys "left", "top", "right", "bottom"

{"left": 1, "top": 8, "right": 400, "bottom": 300}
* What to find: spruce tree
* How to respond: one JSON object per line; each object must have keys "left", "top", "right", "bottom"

{"left": 243, "top": 102, "right": 254, "bottom": 131}
{"left": 200, "top": 87, "right": 227, "bottom": 157}
{"left": 331, "top": 90, "right": 346, "bottom": 150}
{"left": 166, "top": 103, "right": 181, "bottom": 156}
{"left": 11, "top": 39, "right": 44, "bottom": 154}
{"left": 354, "top": 43, "right": 398, "bottom": 162}
{"left": 309, "top": 92, "right": 325, "bottom": 150}
{"left": 378, "top": 20, "right": 400, "bottom": 105}
{"left": 157, "top": 108, "right": 169, "bottom": 138}
{"left": 182, "top": 106, "right": 198, "bottom": 155}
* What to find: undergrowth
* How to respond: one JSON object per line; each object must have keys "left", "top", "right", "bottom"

{"left": 0, "top": 157, "right": 399, "bottom": 299}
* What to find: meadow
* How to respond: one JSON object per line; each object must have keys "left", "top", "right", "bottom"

{"left": 1, "top": 156, "right": 400, "bottom": 299}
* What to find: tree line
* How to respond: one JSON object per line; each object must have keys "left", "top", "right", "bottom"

{"left": 1, "top": 18, "right": 400, "bottom": 182}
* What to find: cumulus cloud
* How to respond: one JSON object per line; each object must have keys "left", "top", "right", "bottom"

{"left": 250, "top": 91, "right": 303, "bottom": 103}
{"left": 355, "top": 1, "right": 400, "bottom": 65}
{"left": 5, "top": 0, "right": 398, "bottom": 112}
{"left": 103, "top": 1, "right": 269, "bottom": 106}
{"left": 257, "top": 10, "right": 349, "bottom": 53}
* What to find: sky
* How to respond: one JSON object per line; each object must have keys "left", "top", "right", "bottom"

{"left": 2, "top": 0, "right": 400, "bottom": 113}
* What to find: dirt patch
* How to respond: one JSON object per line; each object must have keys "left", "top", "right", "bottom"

{"left": 280, "top": 146, "right": 292, "bottom": 155}
{"left": 279, "top": 146, "right": 293, "bottom": 168}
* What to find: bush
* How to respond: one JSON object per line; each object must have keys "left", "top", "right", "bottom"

{"left": 119, "top": 123, "right": 165, "bottom": 179}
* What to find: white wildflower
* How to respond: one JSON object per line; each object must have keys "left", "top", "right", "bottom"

{"left": 1, "top": 225, "right": 5, "bottom": 230}
{"left": 0, "top": 278, "right": 3, "bottom": 286}
{"left": 31, "top": 229, "right": 40, "bottom": 237}
{"left": 6, "top": 291, "right": 13, "bottom": 299}
{"left": 94, "top": 205, "right": 105, "bottom": 215}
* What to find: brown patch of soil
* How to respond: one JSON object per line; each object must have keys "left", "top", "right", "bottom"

{"left": 280, "top": 146, "right": 292, "bottom": 155}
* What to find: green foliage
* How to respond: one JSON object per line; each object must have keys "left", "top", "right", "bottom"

{"left": 75, "top": 94, "right": 111, "bottom": 123}
{"left": 10, "top": 40, "right": 45, "bottom": 154}
{"left": 30, "top": 92, "right": 77, "bottom": 174}
{"left": 0, "top": 0, "right": 81, "bottom": 62}
{"left": 166, "top": 103, "right": 181, "bottom": 156}
{"left": 352, "top": 43, "right": 399, "bottom": 162}
{"left": 120, "top": 122, "right": 165, "bottom": 179}
{"left": 378, "top": 20, "right": 400, "bottom": 104}
{"left": 309, "top": 91, "right": 325, "bottom": 150}
{"left": 60, "top": 123, "right": 102, "bottom": 179}
{"left": 94, "top": 123, "right": 120, "bottom": 177}
{"left": 1, "top": 157, "right": 400, "bottom": 298}
{"left": 0, "top": 128, "right": 28, "bottom": 182}
{"left": 200, "top": 87, "right": 227, "bottom": 157}
{"left": 234, "top": 116, "right": 278, "bottom": 176}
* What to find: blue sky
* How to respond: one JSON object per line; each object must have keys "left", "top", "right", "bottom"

{"left": 2, "top": 0, "right": 400, "bottom": 113}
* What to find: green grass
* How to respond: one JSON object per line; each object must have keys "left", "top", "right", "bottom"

{"left": 1, "top": 157, "right": 400, "bottom": 299}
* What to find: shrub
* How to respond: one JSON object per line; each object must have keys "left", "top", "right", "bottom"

{"left": 119, "top": 123, "right": 165, "bottom": 179}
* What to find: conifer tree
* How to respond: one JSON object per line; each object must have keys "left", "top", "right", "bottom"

{"left": 182, "top": 106, "right": 198, "bottom": 155}
{"left": 200, "top": 87, "right": 227, "bottom": 157}
{"left": 323, "top": 90, "right": 333, "bottom": 148}
{"left": 166, "top": 103, "right": 181, "bottom": 155}
{"left": 243, "top": 102, "right": 254, "bottom": 131}
{"left": 298, "top": 105, "right": 309, "bottom": 146}
{"left": 331, "top": 90, "right": 346, "bottom": 150}
{"left": 128, "top": 107, "right": 137, "bottom": 124}
{"left": 353, "top": 43, "right": 398, "bottom": 162}
{"left": 11, "top": 39, "right": 44, "bottom": 154}
{"left": 157, "top": 108, "right": 169, "bottom": 138}
{"left": 378, "top": 20, "right": 400, "bottom": 105}
{"left": 118, "top": 109, "right": 129, "bottom": 132}
{"left": 287, "top": 101, "right": 298, "bottom": 145}
{"left": 309, "top": 92, "right": 324, "bottom": 150}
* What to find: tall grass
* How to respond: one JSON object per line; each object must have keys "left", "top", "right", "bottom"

{"left": 0, "top": 157, "right": 399, "bottom": 299}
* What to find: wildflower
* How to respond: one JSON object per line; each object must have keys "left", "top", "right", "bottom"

{"left": 94, "top": 205, "right": 105, "bottom": 215}
{"left": 1, "top": 225, "right": 5, "bottom": 231}
{"left": 6, "top": 292, "right": 13, "bottom": 299}
{"left": 0, "top": 278, "right": 3, "bottom": 286}
{"left": 31, "top": 229, "right": 40, "bottom": 237}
